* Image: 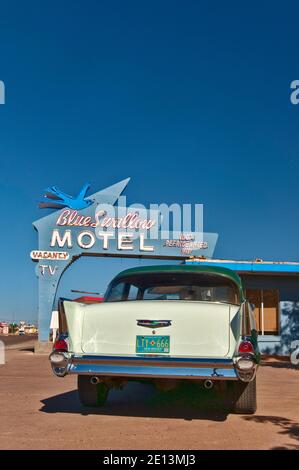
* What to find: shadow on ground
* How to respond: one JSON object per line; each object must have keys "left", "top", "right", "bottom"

{"left": 261, "top": 360, "right": 299, "bottom": 370}
{"left": 243, "top": 415, "right": 299, "bottom": 450}
{"left": 40, "top": 382, "right": 229, "bottom": 422}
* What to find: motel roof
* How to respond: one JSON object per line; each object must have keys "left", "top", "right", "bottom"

{"left": 185, "top": 258, "right": 299, "bottom": 275}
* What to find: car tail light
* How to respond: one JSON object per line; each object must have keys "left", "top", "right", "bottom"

{"left": 54, "top": 338, "right": 68, "bottom": 351}
{"left": 238, "top": 340, "right": 254, "bottom": 354}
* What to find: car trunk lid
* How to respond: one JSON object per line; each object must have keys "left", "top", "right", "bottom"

{"left": 63, "top": 300, "right": 240, "bottom": 358}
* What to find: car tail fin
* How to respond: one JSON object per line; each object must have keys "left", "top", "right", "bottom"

{"left": 57, "top": 298, "right": 68, "bottom": 335}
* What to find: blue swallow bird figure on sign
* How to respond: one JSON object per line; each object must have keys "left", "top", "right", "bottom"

{"left": 39, "top": 183, "right": 93, "bottom": 210}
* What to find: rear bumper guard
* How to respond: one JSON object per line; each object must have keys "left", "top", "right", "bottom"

{"left": 51, "top": 354, "right": 244, "bottom": 380}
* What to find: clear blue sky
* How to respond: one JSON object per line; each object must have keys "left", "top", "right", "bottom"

{"left": 0, "top": 1, "right": 299, "bottom": 322}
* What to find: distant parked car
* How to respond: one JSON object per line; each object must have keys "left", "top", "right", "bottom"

{"left": 50, "top": 265, "right": 260, "bottom": 413}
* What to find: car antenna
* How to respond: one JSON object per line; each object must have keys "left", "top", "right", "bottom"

{"left": 71, "top": 289, "right": 101, "bottom": 295}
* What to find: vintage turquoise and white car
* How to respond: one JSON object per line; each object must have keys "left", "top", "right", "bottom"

{"left": 50, "top": 265, "right": 260, "bottom": 413}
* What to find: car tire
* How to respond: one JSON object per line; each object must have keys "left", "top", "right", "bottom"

{"left": 230, "top": 377, "right": 257, "bottom": 414}
{"left": 78, "top": 376, "right": 109, "bottom": 407}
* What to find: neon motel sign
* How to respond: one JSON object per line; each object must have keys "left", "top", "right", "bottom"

{"left": 50, "top": 209, "right": 156, "bottom": 252}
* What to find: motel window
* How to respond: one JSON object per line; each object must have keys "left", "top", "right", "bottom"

{"left": 245, "top": 289, "right": 279, "bottom": 335}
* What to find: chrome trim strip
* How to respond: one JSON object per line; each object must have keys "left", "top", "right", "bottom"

{"left": 72, "top": 354, "right": 234, "bottom": 365}
{"left": 137, "top": 319, "right": 172, "bottom": 328}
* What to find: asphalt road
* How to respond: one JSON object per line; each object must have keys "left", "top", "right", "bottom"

{"left": 0, "top": 347, "right": 299, "bottom": 450}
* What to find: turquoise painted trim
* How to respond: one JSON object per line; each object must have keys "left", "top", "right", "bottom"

{"left": 114, "top": 264, "right": 243, "bottom": 287}
{"left": 186, "top": 260, "right": 299, "bottom": 274}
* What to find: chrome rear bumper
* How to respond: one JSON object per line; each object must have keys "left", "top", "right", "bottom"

{"left": 50, "top": 353, "right": 242, "bottom": 380}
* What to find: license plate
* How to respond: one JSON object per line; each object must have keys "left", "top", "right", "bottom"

{"left": 136, "top": 335, "right": 170, "bottom": 354}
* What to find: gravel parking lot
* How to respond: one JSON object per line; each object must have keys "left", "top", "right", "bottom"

{"left": 0, "top": 337, "right": 298, "bottom": 450}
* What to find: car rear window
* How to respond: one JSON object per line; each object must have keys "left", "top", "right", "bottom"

{"left": 105, "top": 272, "right": 240, "bottom": 305}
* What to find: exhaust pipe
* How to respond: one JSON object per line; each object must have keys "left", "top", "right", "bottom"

{"left": 90, "top": 376, "right": 100, "bottom": 385}
{"left": 203, "top": 379, "right": 214, "bottom": 390}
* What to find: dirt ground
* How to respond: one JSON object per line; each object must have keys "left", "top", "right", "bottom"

{"left": 0, "top": 337, "right": 299, "bottom": 450}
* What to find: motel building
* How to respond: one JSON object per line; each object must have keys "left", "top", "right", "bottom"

{"left": 185, "top": 258, "right": 299, "bottom": 356}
